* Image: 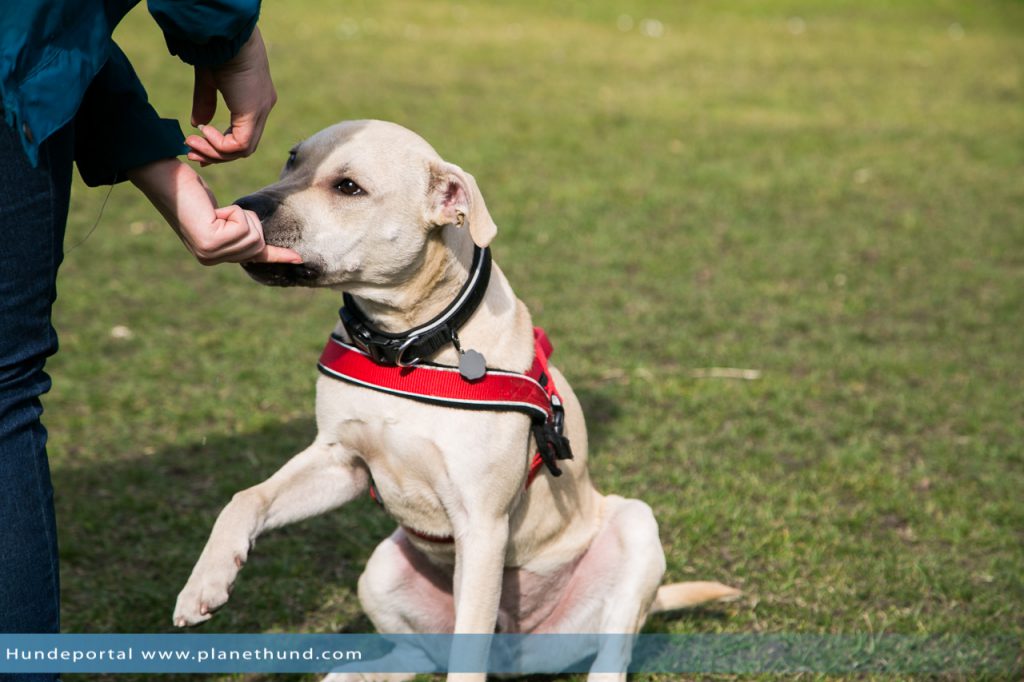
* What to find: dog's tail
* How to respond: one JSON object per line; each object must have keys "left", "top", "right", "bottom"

{"left": 650, "top": 581, "right": 741, "bottom": 613}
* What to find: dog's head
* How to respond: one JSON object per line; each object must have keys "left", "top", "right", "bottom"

{"left": 238, "top": 120, "right": 496, "bottom": 290}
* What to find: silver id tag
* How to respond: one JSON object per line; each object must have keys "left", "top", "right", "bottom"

{"left": 458, "top": 349, "right": 487, "bottom": 381}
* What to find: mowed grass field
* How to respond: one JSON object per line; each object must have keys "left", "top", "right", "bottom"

{"left": 49, "top": 0, "right": 1021, "bottom": 679}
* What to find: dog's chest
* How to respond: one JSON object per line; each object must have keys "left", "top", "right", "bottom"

{"left": 318, "top": 378, "right": 468, "bottom": 535}
{"left": 318, "top": 370, "right": 534, "bottom": 536}
{"left": 368, "top": 472, "right": 454, "bottom": 541}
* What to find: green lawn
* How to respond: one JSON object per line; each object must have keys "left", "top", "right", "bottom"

{"left": 50, "top": 0, "right": 1022, "bottom": 679}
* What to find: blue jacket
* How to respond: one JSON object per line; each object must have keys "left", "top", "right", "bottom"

{"left": 0, "top": 0, "right": 260, "bottom": 185}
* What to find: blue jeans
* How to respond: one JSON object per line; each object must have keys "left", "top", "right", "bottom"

{"left": 0, "top": 118, "right": 73, "bottom": 682}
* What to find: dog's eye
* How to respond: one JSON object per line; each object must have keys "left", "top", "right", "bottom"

{"left": 335, "top": 178, "right": 365, "bottom": 196}
{"left": 286, "top": 150, "right": 297, "bottom": 168}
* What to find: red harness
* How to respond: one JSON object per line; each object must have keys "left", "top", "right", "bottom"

{"left": 317, "top": 327, "right": 571, "bottom": 542}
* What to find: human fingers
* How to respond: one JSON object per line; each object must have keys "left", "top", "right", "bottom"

{"left": 199, "top": 112, "right": 265, "bottom": 159}
{"left": 220, "top": 107, "right": 269, "bottom": 157}
{"left": 192, "top": 206, "right": 266, "bottom": 265}
{"left": 190, "top": 67, "right": 218, "bottom": 127}
{"left": 207, "top": 28, "right": 276, "bottom": 159}
{"left": 221, "top": 205, "right": 267, "bottom": 254}
{"left": 218, "top": 207, "right": 301, "bottom": 264}
{"left": 219, "top": 207, "right": 301, "bottom": 263}
{"left": 185, "top": 134, "right": 223, "bottom": 166}
{"left": 245, "top": 244, "right": 303, "bottom": 264}
{"left": 185, "top": 127, "right": 242, "bottom": 165}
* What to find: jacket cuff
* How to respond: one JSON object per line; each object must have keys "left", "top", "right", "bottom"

{"left": 162, "top": 14, "right": 258, "bottom": 67}
{"left": 74, "top": 44, "right": 187, "bottom": 186}
{"left": 77, "top": 117, "right": 187, "bottom": 186}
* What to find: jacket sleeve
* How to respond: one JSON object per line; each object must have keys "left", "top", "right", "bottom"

{"left": 74, "top": 43, "right": 186, "bottom": 187}
{"left": 147, "top": 0, "right": 261, "bottom": 67}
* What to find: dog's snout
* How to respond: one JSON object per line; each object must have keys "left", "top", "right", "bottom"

{"left": 234, "top": 193, "right": 279, "bottom": 222}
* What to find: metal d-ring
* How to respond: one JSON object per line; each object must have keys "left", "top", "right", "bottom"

{"left": 395, "top": 335, "right": 422, "bottom": 367}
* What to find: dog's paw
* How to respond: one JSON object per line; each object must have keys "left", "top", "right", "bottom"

{"left": 172, "top": 558, "right": 240, "bottom": 627}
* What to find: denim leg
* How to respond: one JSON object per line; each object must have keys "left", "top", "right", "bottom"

{"left": 0, "top": 118, "right": 74, "bottom": 682}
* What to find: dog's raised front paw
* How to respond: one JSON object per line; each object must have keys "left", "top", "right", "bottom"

{"left": 171, "top": 556, "right": 241, "bottom": 627}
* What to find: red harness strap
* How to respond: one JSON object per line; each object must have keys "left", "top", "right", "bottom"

{"left": 319, "top": 329, "right": 556, "bottom": 427}
{"left": 317, "top": 328, "right": 569, "bottom": 542}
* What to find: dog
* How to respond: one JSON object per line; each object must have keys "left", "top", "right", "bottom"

{"left": 172, "top": 120, "right": 739, "bottom": 681}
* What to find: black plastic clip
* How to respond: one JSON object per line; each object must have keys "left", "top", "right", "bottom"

{"left": 533, "top": 396, "right": 573, "bottom": 477}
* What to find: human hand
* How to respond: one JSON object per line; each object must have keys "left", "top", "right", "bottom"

{"left": 187, "top": 203, "right": 301, "bottom": 266}
{"left": 128, "top": 159, "right": 301, "bottom": 265}
{"left": 186, "top": 27, "right": 276, "bottom": 166}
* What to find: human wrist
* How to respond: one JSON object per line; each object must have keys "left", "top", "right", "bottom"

{"left": 128, "top": 158, "right": 216, "bottom": 234}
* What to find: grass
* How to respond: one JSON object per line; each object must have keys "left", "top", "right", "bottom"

{"left": 48, "top": 0, "right": 1022, "bottom": 679}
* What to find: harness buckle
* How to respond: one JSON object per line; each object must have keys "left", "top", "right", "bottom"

{"left": 533, "top": 423, "right": 573, "bottom": 477}
{"left": 551, "top": 395, "right": 566, "bottom": 435}
{"left": 532, "top": 394, "right": 573, "bottom": 478}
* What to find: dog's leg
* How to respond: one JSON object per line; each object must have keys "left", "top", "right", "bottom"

{"left": 494, "top": 496, "right": 664, "bottom": 681}
{"left": 325, "top": 528, "right": 496, "bottom": 682}
{"left": 563, "top": 496, "right": 737, "bottom": 682}
{"left": 359, "top": 530, "right": 455, "bottom": 632}
{"left": 582, "top": 497, "right": 665, "bottom": 682}
{"left": 444, "top": 513, "right": 509, "bottom": 682}
{"left": 173, "top": 439, "right": 368, "bottom": 626}
{"left": 319, "top": 531, "right": 456, "bottom": 682}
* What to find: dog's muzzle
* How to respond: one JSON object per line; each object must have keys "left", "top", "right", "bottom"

{"left": 234, "top": 192, "right": 279, "bottom": 222}
{"left": 234, "top": 192, "right": 318, "bottom": 285}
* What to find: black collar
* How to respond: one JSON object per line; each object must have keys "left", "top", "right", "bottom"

{"left": 339, "top": 246, "right": 492, "bottom": 366}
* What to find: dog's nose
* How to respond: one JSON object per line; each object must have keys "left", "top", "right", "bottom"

{"left": 234, "top": 193, "right": 279, "bottom": 222}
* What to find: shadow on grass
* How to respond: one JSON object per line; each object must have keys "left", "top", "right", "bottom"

{"left": 53, "top": 397, "right": 707, "bottom": 682}
{"left": 55, "top": 418, "right": 391, "bottom": 636}
{"left": 644, "top": 607, "right": 732, "bottom": 632}
{"left": 54, "top": 386, "right": 624, "bottom": 634}
{"left": 571, "top": 385, "right": 623, "bottom": 456}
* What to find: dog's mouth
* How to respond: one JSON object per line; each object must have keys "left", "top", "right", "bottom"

{"left": 241, "top": 261, "right": 322, "bottom": 287}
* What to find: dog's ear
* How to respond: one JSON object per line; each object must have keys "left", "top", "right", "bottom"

{"left": 427, "top": 162, "right": 497, "bottom": 248}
